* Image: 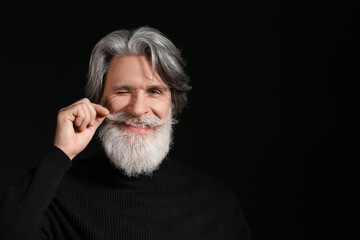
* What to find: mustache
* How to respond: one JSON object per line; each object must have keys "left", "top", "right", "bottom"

{"left": 105, "top": 112, "right": 163, "bottom": 127}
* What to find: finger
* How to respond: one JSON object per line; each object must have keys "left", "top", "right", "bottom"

{"left": 88, "top": 104, "right": 109, "bottom": 127}
{"left": 74, "top": 115, "right": 84, "bottom": 128}
{"left": 73, "top": 105, "right": 88, "bottom": 131}
{"left": 87, "top": 104, "right": 97, "bottom": 127}
{"left": 75, "top": 98, "right": 94, "bottom": 126}
{"left": 81, "top": 98, "right": 97, "bottom": 121}
{"left": 79, "top": 104, "right": 92, "bottom": 131}
{"left": 92, "top": 103, "right": 110, "bottom": 117}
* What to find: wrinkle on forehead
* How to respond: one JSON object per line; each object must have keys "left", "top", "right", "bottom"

{"left": 108, "top": 55, "right": 168, "bottom": 88}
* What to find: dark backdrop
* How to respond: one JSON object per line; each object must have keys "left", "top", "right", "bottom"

{"left": 0, "top": 1, "right": 359, "bottom": 240}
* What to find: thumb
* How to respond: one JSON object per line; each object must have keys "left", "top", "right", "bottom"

{"left": 91, "top": 104, "right": 110, "bottom": 128}
{"left": 93, "top": 103, "right": 110, "bottom": 116}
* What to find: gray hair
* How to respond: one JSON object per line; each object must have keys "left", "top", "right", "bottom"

{"left": 85, "top": 26, "right": 192, "bottom": 116}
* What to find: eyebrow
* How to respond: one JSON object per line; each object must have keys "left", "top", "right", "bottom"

{"left": 111, "top": 84, "right": 170, "bottom": 92}
{"left": 111, "top": 85, "right": 132, "bottom": 91}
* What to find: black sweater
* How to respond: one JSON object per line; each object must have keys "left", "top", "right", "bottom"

{"left": 0, "top": 146, "right": 250, "bottom": 240}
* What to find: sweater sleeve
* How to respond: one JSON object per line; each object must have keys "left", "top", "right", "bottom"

{"left": 0, "top": 146, "right": 72, "bottom": 240}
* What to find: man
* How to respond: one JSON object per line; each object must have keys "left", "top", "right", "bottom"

{"left": 0, "top": 26, "right": 250, "bottom": 239}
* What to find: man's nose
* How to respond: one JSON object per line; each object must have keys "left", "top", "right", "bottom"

{"left": 127, "top": 93, "right": 149, "bottom": 117}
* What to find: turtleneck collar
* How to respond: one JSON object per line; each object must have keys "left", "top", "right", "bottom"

{"left": 71, "top": 149, "right": 177, "bottom": 189}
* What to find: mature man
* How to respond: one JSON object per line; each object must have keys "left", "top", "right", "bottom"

{"left": 0, "top": 26, "right": 250, "bottom": 239}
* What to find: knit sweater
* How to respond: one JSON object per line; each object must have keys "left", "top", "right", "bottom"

{"left": 0, "top": 146, "right": 250, "bottom": 240}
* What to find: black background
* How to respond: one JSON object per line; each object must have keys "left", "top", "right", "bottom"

{"left": 0, "top": 1, "right": 359, "bottom": 239}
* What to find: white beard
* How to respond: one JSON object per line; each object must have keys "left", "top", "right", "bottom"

{"left": 97, "top": 111, "right": 174, "bottom": 177}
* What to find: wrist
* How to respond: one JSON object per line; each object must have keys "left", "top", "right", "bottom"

{"left": 53, "top": 144, "right": 76, "bottom": 160}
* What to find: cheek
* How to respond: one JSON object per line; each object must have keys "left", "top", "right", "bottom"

{"left": 149, "top": 98, "right": 171, "bottom": 120}
{"left": 105, "top": 96, "right": 131, "bottom": 113}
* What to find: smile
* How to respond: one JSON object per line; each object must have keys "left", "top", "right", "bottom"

{"left": 122, "top": 123, "right": 153, "bottom": 133}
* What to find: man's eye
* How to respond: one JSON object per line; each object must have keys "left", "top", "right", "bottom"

{"left": 117, "top": 91, "right": 130, "bottom": 94}
{"left": 149, "top": 89, "right": 161, "bottom": 94}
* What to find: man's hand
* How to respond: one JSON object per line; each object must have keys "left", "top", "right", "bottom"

{"left": 54, "top": 98, "right": 109, "bottom": 160}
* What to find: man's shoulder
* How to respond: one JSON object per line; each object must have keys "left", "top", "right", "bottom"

{"left": 174, "top": 159, "right": 228, "bottom": 186}
{"left": 173, "top": 159, "right": 250, "bottom": 234}
{"left": 173, "top": 159, "right": 241, "bottom": 205}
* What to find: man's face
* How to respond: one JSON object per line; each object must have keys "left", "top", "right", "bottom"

{"left": 101, "top": 55, "right": 172, "bottom": 133}
{"left": 98, "top": 55, "right": 173, "bottom": 177}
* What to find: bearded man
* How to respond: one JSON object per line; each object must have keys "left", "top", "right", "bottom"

{"left": 0, "top": 26, "right": 250, "bottom": 240}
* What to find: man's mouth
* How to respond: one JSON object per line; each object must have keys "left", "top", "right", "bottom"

{"left": 121, "top": 122, "right": 153, "bottom": 133}
{"left": 105, "top": 113, "right": 161, "bottom": 134}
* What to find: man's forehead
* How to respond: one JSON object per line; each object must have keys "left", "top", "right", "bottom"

{"left": 108, "top": 76, "right": 169, "bottom": 89}
{"left": 106, "top": 55, "right": 168, "bottom": 87}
